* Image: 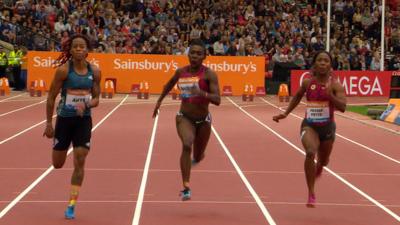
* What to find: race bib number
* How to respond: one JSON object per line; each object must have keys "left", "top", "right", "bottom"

{"left": 65, "top": 89, "right": 91, "bottom": 108}
{"left": 177, "top": 77, "right": 199, "bottom": 98}
{"left": 306, "top": 101, "right": 330, "bottom": 123}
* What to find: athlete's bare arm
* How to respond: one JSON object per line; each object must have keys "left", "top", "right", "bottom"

{"left": 204, "top": 69, "right": 220, "bottom": 105}
{"left": 43, "top": 65, "right": 68, "bottom": 137}
{"left": 89, "top": 64, "right": 101, "bottom": 108}
{"left": 153, "top": 68, "right": 182, "bottom": 118}
{"left": 328, "top": 81, "right": 346, "bottom": 112}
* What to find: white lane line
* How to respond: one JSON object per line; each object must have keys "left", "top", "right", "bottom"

{"left": 0, "top": 116, "right": 56, "bottom": 145}
{"left": 260, "top": 98, "right": 400, "bottom": 164}
{"left": 334, "top": 112, "right": 400, "bottom": 135}
{"left": 212, "top": 125, "right": 277, "bottom": 225}
{"left": 0, "top": 95, "right": 129, "bottom": 218}
{"left": 227, "top": 97, "right": 400, "bottom": 222}
{"left": 131, "top": 112, "right": 159, "bottom": 225}
{"left": 0, "top": 93, "right": 25, "bottom": 103}
{"left": 0, "top": 100, "right": 45, "bottom": 118}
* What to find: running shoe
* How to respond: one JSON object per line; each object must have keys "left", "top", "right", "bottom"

{"left": 180, "top": 188, "right": 191, "bottom": 201}
{"left": 306, "top": 194, "right": 316, "bottom": 208}
{"left": 191, "top": 159, "right": 199, "bottom": 166}
{"left": 64, "top": 205, "right": 75, "bottom": 219}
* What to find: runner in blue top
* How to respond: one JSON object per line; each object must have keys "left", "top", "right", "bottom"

{"left": 43, "top": 34, "right": 101, "bottom": 219}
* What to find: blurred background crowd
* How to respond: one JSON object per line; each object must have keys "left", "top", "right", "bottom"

{"left": 0, "top": 0, "right": 399, "bottom": 81}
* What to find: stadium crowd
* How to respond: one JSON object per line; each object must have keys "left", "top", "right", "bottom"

{"left": 0, "top": 0, "right": 399, "bottom": 72}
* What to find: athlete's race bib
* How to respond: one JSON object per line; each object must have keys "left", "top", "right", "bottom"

{"left": 177, "top": 77, "right": 199, "bottom": 98}
{"left": 65, "top": 89, "right": 91, "bottom": 108}
{"left": 306, "top": 101, "right": 330, "bottom": 123}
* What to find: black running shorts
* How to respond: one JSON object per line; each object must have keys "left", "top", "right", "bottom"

{"left": 53, "top": 116, "right": 92, "bottom": 151}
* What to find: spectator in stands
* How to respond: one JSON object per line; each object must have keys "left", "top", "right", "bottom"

{"left": 370, "top": 51, "right": 381, "bottom": 70}
{"left": 388, "top": 55, "right": 400, "bottom": 70}
{"left": 8, "top": 45, "right": 22, "bottom": 90}
{"left": 0, "top": 46, "right": 7, "bottom": 78}
{"left": 213, "top": 38, "right": 224, "bottom": 55}
{"left": 0, "top": 0, "right": 397, "bottom": 71}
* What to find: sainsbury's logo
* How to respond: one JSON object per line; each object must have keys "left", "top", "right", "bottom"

{"left": 32, "top": 56, "right": 99, "bottom": 68}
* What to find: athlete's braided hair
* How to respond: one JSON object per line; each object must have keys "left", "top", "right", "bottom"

{"left": 54, "top": 34, "right": 92, "bottom": 67}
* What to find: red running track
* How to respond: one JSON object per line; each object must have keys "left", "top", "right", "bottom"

{"left": 0, "top": 94, "right": 398, "bottom": 225}
{"left": 216, "top": 97, "right": 399, "bottom": 225}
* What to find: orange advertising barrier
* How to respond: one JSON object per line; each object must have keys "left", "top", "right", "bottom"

{"left": 138, "top": 80, "right": 149, "bottom": 99}
{"left": 29, "top": 79, "right": 46, "bottom": 97}
{"left": 278, "top": 83, "right": 290, "bottom": 102}
{"left": 27, "top": 52, "right": 265, "bottom": 96}
{"left": 0, "top": 78, "right": 10, "bottom": 96}
{"left": 102, "top": 80, "right": 115, "bottom": 98}
{"left": 379, "top": 99, "right": 400, "bottom": 125}
{"left": 242, "top": 83, "right": 254, "bottom": 102}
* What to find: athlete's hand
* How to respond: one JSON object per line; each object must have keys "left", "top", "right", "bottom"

{"left": 273, "top": 113, "right": 287, "bottom": 123}
{"left": 43, "top": 123, "right": 54, "bottom": 138}
{"left": 190, "top": 85, "right": 201, "bottom": 96}
{"left": 75, "top": 102, "right": 86, "bottom": 117}
{"left": 153, "top": 101, "right": 161, "bottom": 118}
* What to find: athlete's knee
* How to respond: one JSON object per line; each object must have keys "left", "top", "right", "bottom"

{"left": 52, "top": 157, "right": 66, "bottom": 169}
{"left": 305, "top": 151, "right": 316, "bottom": 160}
{"left": 74, "top": 154, "right": 87, "bottom": 168}
{"left": 73, "top": 158, "right": 85, "bottom": 175}
{"left": 182, "top": 141, "right": 193, "bottom": 152}
{"left": 74, "top": 148, "right": 88, "bottom": 168}
{"left": 53, "top": 162, "right": 64, "bottom": 169}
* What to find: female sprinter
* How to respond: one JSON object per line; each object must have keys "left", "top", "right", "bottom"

{"left": 43, "top": 34, "right": 101, "bottom": 219}
{"left": 153, "top": 39, "right": 221, "bottom": 201}
{"left": 272, "top": 51, "right": 346, "bottom": 208}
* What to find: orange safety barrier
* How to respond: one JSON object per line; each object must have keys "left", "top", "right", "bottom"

{"left": 278, "top": 83, "right": 290, "bottom": 102}
{"left": 138, "top": 81, "right": 149, "bottom": 99}
{"left": 255, "top": 86, "right": 266, "bottom": 96}
{"left": 171, "top": 84, "right": 181, "bottom": 100}
{"left": 0, "top": 78, "right": 10, "bottom": 96}
{"left": 242, "top": 83, "right": 254, "bottom": 102}
{"left": 222, "top": 85, "right": 232, "bottom": 96}
{"left": 29, "top": 79, "right": 46, "bottom": 97}
{"left": 102, "top": 80, "right": 115, "bottom": 98}
{"left": 130, "top": 83, "right": 140, "bottom": 95}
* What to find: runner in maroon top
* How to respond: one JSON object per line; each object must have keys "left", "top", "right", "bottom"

{"left": 153, "top": 39, "right": 221, "bottom": 201}
{"left": 273, "top": 51, "right": 347, "bottom": 208}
